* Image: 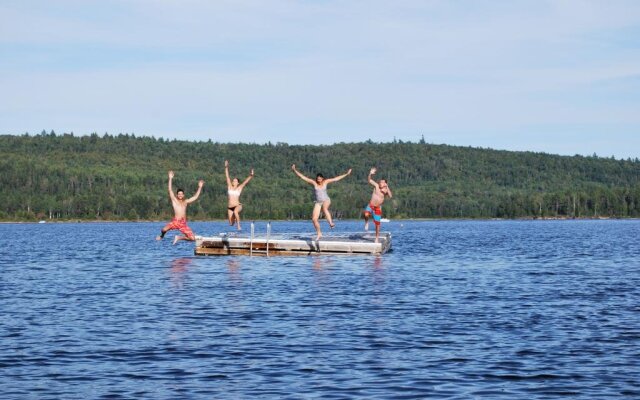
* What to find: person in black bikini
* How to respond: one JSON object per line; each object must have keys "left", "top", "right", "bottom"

{"left": 225, "top": 160, "right": 254, "bottom": 230}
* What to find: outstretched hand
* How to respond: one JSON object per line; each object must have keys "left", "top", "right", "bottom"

{"left": 250, "top": 169, "right": 255, "bottom": 176}
{"left": 369, "top": 167, "right": 377, "bottom": 175}
{"left": 169, "top": 170, "right": 175, "bottom": 179}
{"left": 346, "top": 168, "right": 352, "bottom": 175}
{"left": 291, "top": 164, "right": 296, "bottom": 171}
{"left": 198, "top": 180, "right": 204, "bottom": 188}
{"left": 225, "top": 160, "right": 229, "bottom": 168}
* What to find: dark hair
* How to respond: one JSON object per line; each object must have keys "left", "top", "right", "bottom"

{"left": 177, "top": 188, "right": 185, "bottom": 194}
{"left": 316, "top": 173, "right": 324, "bottom": 179}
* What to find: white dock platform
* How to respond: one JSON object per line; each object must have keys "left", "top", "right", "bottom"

{"left": 194, "top": 232, "right": 392, "bottom": 256}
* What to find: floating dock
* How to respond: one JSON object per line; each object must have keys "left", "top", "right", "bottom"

{"left": 194, "top": 231, "right": 392, "bottom": 256}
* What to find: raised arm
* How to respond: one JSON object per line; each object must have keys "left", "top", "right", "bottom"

{"left": 239, "top": 169, "right": 254, "bottom": 189}
{"left": 224, "top": 160, "right": 232, "bottom": 186}
{"left": 291, "top": 164, "right": 315, "bottom": 185}
{"left": 368, "top": 167, "right": 380, "bottom": 189}
{"left": 325, "top": 168, "right": 352, "bottom": 184}
{"left": 168, "top": 170, "right": 177, "bottom": 201}
{"left": 187, "top": 180, "right": 204, "bottom": 203}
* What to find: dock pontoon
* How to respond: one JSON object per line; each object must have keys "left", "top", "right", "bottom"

{"left": 194, "top": 229, "right": 391, "bottom": 256}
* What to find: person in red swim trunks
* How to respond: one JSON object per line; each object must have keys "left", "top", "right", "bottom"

{"left": 363, "top": 167, "right": 393, "bottom": 243}
{"left": 156, "top": 170, "right": 204, "bottom": 245}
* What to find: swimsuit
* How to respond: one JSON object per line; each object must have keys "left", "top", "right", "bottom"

{"left": 164, "top": 217, "right": 194, "bottom": 239}
{"left": 314, "top": 186, "right": 330, "bottom": 204}
{"left": 228, "top": 189, "right": 242, "bottom": 212}
{"left": 363, "top": 203, "right": 382, "bottom": 226}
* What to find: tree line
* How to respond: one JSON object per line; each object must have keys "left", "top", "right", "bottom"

{"left": 1, "top": 131, "right": 640, "bottom": 221}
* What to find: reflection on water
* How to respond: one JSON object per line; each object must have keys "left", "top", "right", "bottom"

{"left": 371, "top": 255, "right": 384, "bottom": 270}
{"left": 312, "top": 255, "right": 329, "bottom": 270}
{"left": 169, "top": 257, "right": 193, "bottom": 289}
{"left": 226, "top": 258, "right": 242, "bottom": 283}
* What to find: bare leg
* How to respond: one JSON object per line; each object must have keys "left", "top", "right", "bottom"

{"left": 234, "top": 204, "right": 243, "bottom": 230}
{"left": 228, "top": 209, "right": 235, "bottom": 226}
{"left": 322, "top": 200, "right": 335, "bottom": 228}
{"left": 157, "top": 224, "right": 171, "bottom": 240}
{"left": 363, "top": 212, "right": 370, "bottom": 231}
{"left": 374, "top": 224, "right": 380, "bottom": 243}
{"left": 173, "top": 235, "right": 195, "bottom": 245}
{"left": 312, "top": 203, "right": 322, "bottom": 240}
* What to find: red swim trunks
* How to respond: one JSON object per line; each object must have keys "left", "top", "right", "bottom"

{"left": 163, "top": 218, "right": 194, "bottom": 239}
{"left": 363, "top": 203, "right": 382, "bottom": 226}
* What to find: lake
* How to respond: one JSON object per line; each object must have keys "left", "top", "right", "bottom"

{"left": 1, "top": 220, "right": 638, "bottom": 399}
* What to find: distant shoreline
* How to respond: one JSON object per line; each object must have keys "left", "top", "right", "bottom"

{"left": 1, "top": 216, "right": 635, "bottom": 224}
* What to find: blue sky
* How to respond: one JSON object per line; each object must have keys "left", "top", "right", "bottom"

{"left": 1, "top": 0, "right": 639, "bottom": 158}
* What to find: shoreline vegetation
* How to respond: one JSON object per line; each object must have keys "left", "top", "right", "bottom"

{"left": 2, "top": 132, "right": 640, "bottom": 222}
{"left": 1, "top": 216, "right": 635, "bottom": 224}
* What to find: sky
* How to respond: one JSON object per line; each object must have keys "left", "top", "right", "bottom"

{"left": 1, "top": 0, "right": 639, "bottom": 158}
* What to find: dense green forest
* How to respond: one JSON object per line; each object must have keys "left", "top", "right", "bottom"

{"left": 2, "top": 131, "right": 640, "bottom": 221}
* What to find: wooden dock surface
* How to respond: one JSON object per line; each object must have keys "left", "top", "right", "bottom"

{"left": 194, "top": 232, "right": 392, "bottom": 256}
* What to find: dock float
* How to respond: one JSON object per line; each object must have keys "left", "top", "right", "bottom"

{"left": 194, "top": 231, "right": 392, "bottom": 256}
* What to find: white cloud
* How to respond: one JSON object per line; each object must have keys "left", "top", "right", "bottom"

{"left": 1, "top": 0, "right": 640, "bottom": 157}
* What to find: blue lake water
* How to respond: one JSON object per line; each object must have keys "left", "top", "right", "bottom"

{"left": 1, "top": 220, "right": 639, "bottom": 399}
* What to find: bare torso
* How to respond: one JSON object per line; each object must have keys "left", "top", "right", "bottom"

{"left": 369, "top": 187, "right": 387, "bottom": 207}
{"left": 172, "top": 198, "right": 189, "bottom": 219}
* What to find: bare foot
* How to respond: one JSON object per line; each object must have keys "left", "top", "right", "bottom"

{"left": 156, "top": 235, "right": 162, "bottom": 241}
{"left": 315, "top": 234, "right": 322, "bottom": 241}
{"left": 329, "top": 223, "right": 335, "bottom": 229}
{"left": 364, "top": 222, "right": 369, "bottom": 231}
{"left": 173, "top": 236, "right": 180, "bottom": 245}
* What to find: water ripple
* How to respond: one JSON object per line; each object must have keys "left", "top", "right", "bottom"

{"left": 0, "top": 220, "right": 639, "bottom": 398}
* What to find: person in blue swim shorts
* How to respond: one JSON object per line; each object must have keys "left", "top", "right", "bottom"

{"left": 363, "top": 167, "right": 393, "bottom": 242}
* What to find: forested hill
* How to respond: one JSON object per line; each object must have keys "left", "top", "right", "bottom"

{"left": 2, "top": 132, "right": 640, "bottom": 221}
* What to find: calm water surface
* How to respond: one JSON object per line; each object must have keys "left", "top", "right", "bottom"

{"left": 1, "top": 220, "right": 639, "bottom": 399}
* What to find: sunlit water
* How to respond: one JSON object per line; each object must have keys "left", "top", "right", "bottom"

{"left": 1, "top": 220, "right": 639, "bottom": 399}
